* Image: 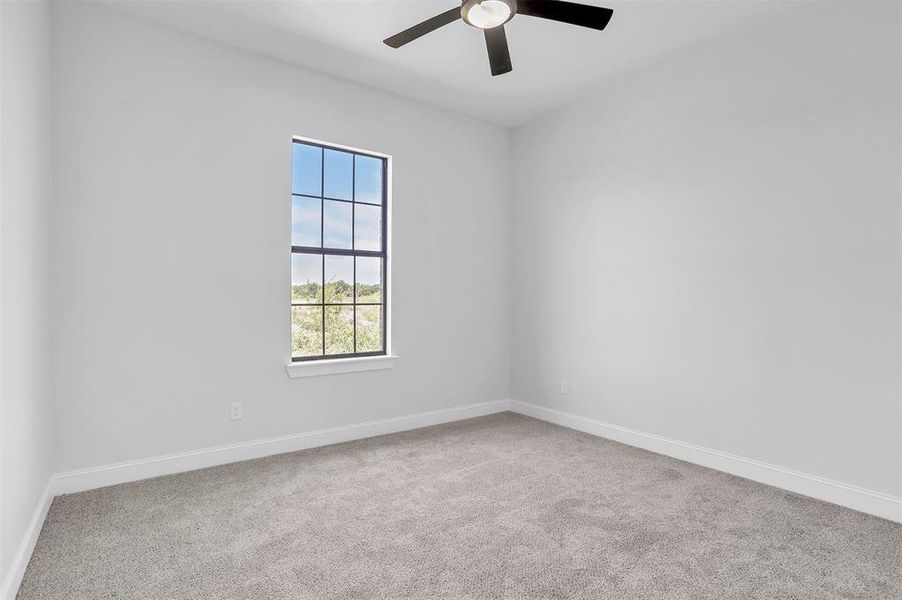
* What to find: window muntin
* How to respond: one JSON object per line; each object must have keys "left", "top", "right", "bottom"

{"left": 290, "top": 140, "right": 387, "bottom": 361}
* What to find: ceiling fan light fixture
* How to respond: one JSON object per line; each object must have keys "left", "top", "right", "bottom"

{"left": 384, "top": 0, "right": 614, "bottom": 77}
{"left": 462, "top": 0, "right": 516, "bottom": 30}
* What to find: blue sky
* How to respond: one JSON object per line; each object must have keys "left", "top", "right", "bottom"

{"left": 291, "top": 254, "right": 382, "bottom": 296}
{"left": 291, "top": 144, "right": 382, "bottom": 204}
{"left": 291, "top": 143, "right": 384, "bottom": 293}
{"left": 291, "top": 144, "right": 383, "bottom": 251}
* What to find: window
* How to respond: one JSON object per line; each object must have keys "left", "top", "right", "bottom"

{"left": 290, "top": 139, "right": 388, "bottom": 362}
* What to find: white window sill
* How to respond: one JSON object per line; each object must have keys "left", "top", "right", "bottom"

{"left": 285, "top": 355, "right": 398, "bottom": 379}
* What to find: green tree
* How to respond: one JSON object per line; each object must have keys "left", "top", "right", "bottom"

{"left": 291, "top": 279, "right": 382, "bottom": 358}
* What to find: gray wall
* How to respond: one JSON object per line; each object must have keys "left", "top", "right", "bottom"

{"left": 511, "top": 2, "right": 901, "bottom": 496}
{"left": 0, "top": 0, "right": 53, "bottom": 587}
{"left": 50, "top": 3, "right": 511, "bottom": 472}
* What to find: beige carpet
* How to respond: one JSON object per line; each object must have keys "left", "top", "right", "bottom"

{"left": 18, "top": 412, "right": 902, "bottom": 599}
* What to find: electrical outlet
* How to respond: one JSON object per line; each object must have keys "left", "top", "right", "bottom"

{"left": 229, "top": 402, "right": 243, "bottom": 421}
{"left": 560, "top": 379, "right": 569, "bottom": 395}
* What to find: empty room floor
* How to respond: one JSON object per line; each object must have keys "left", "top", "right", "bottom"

{"left": 18, "top": 413, "right": 901, "bottom": 599}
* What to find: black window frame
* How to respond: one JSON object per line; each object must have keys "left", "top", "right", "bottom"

{"left": 290, "top": 139, "right": 388, "bottom": 362}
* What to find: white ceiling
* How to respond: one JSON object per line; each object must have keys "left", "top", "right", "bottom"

{"left": 104, "top": 0, "right": 780, "bottom": 127}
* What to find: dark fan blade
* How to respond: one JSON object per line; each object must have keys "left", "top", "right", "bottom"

{"left": 517, "top": 0, "right": 613, "bottom": 31}
{"left": 383, "top": 7, "right": 461, "bottom": 48}
{"left": 484, "top": 25, "right": 512, "bottom": 76}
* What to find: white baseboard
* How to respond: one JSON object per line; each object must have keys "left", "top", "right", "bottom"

{"left": 0, "top": 480, "right": 53, "bottom": 600}
{"left": 2, "top": 399, "right": 510, "bottom": 598}
{"left": 510, "top": 399, "right": 902, "bottom": 523}
{"left": 52, "top": 399, "right": 511, "bottom": 496}
{"left": 2, "top": 399, "right": 510, "bottom": 599}
{"left": 7, "top": 397, "right": 898, "bottom": 600}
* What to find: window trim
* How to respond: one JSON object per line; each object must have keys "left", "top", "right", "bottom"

{"left": 285, "top": 354, "right": 397, "bottom": 379}
{"left": 288, "top": 136, "right": 392, "bottom": 366}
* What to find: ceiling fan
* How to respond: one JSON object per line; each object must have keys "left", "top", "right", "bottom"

{"left": 383, "top": 0, "right": 613, "bottom": 77}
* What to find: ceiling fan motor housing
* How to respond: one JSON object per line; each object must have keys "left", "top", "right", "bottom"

{"left": 461, "top": 0, "right": 517, "bottom": 29}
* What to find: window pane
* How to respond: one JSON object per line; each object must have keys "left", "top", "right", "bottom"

{"left": 323, "top": 200, "right": 352, "bottom": 249}
{"left": 292, "top": 143, "right": 321, "bottom": 196}
{"left": 291, "top": 196, "right": 321, "bottom": 247}
{"left": 292, "top": 306, "right": 323, "bottom": 358}
{"left": 324, "top": 149, "right": 353, "bottom": 200}
{"left": 290, "top": 143, "right": 388, "bottom": 361}
{"left": 354, "top": 203, "right": 382, "bottom": 251}
{"left": 355, "top": 306, "right": 382, "bottom": 353}
{"left": 355, "top": 257, "right": 382, "bottom": 303}
{"left": 354, "top": 155, "right": 382, "bottom": 204}
{"left": 324, "top": 306, "right": 354, "bottom": 355}
{"left": 291, "top": 254, "right": 322, "bottom": 304}
{"left": 324, "top": 255, "right": 353, "bottom": 304}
